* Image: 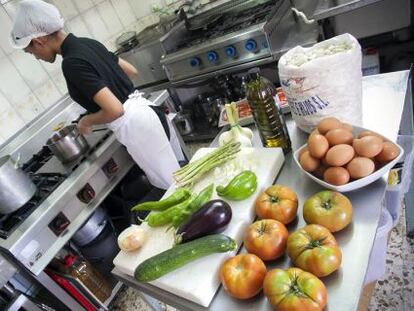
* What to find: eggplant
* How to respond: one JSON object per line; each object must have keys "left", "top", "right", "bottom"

{"left": 176, "top": 199, "right": 232, "bottom": 244}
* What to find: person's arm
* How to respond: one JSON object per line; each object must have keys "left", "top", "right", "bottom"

{"left": 77, "top": 87, "right": 124, "bottom": 134}
{"left": 118, "top": 57, "right": 138, "bottom": 79}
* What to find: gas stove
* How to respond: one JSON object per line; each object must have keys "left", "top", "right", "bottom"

{"left": 160, "top": 0, "right": 292, "bottom": 83}
{"left": 0, "top": 99, "right": 135, "bottom": 275}
{"left": 0, "top": 131, "right": 112, "bottom": 240}
{"left": 175, "top": 1, "right": 276, "bottom": 50}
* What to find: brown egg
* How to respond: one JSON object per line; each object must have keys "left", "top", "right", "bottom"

{"left": 341, "top": 123, "right": 353, "bottom": 132}
{"left": 313, "top": 164, "right": 328, "bottom": 179}
{"left": 299, "top": 146, "right": 309, "bottom": 158}
{"left": 317, "top": 117, "right": 342, "bottom": 134}
{"left": 324, "top": 167, "right": 350, "bottom": 185}
{"left": 325, "top": 128, "right": 354, "bottom": 146}
{"left": 325, "top": 144, "right": 355, "bottom": 167}
{"left": 353, "top": 136, "right": 383, "bottom": 158}
{"left": 358, "top": 130, "right": 384, "bottom": 141}
{"left": 375, "top": 142, "right": 400, "bottom": 162}
{"left": 300, "top": 151, "right": 320, "bottom": 172}
{"left": 309, "top": 129, "right": 320, "bottom": 138}
{"left": 308, "top": 134, "right": 329, "bottom": 159}
{"left": 346, "top": 157, "right": 375, "bottom": 179}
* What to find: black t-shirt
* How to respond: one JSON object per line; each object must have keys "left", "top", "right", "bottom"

{"left": 61, "top": 33, "right": 134, "bottom": 113}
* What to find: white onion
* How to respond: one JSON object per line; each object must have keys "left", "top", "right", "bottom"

{"left": 117, "top": 225, "right": 147, "bottom": 252}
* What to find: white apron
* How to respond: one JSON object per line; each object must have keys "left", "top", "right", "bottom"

{"left": 106, "top": 91, "right": 185, "bottom": 190}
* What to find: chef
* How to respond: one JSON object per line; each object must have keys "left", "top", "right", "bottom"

{"left": 10, "top": 0, "right": 185, "bottom": 190}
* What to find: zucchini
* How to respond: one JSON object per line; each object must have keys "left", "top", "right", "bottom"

{"left": 134, "top": 234, "right": 237, "bottom": 282}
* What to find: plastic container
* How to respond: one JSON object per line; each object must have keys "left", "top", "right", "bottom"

{"left": 364, "top": 207, "right": 393, "bottom": 285}
{"left": 246, "top": 74, "right": 291, "bottom": 153}
{"left": 64, "top": 255, "right": 112, "bottom": 302}
{"left": 384, "top": 135, "right": 414, "bottom": 226}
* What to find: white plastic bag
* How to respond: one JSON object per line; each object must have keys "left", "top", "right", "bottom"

{"left": 278, "top": 33, "right": 363, "bottom": 133}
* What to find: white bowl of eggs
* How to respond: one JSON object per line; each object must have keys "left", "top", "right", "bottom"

{"left": 293, "top": 117, "right": 404, "bottom": 192}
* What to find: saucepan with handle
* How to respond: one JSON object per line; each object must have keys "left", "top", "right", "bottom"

{"left": 46, "top": 124, "right": 90, "bottom": 163}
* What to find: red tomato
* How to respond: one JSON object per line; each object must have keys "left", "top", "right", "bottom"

{"left": 219, "top": 254, "right": 267, "bottom": 299}
{"left": 303, "top": 190, "right": 353, "bottom": 232}
{"left": 263, "top": 267, "right": 327, "bottom": 311}
{"left": 255, "top": 184, "right": 298, "bottom": 224}
{"left": 287, "top": 224, "right": 342, "bottom": 277}
{"left": 244, "top": 219, "right": 288, "bottom": 261}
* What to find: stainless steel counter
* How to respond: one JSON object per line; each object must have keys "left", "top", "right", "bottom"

{"left": 113, "top": 117, "right": 388, "bottom": 311}
{"left": 112, "top": 70, "right": 410, "bottom": 310}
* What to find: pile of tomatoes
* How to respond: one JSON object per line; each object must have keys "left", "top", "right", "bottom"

{"left": 219, "top": 185, "right": 353, "bottom": 311}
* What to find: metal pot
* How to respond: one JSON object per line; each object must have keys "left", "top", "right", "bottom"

{"left": 0, "top": 156, "right": 37, "bottom": 214}
{"left": 72, "top": 207, "right": 107, "bottom": 247}
{"left": 46, "top": 125, "right": 90, "bottom": 163}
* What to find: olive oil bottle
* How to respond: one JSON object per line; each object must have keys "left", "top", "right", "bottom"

{"left": 246, "top": 74, "right": 291, "bottom": 153}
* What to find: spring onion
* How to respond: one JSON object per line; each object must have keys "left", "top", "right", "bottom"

{"left": 219, "top": 102, "right": 253, "bottom": 147}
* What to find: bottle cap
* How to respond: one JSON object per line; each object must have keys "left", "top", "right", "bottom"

{"left": 63, "top": 255, "right": 78, "bottom": 267}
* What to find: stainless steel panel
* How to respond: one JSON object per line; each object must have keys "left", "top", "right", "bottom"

{"left": 120, "top": 40, "right": 168, "bottom": 88}
{"left": 309, "top": 0, "right": 386, "bottom": 20}
{"left": 269, "top": 5, "right": 320, "bottom": 60}
{"left": 170, "top": 56, "right": 274, "bottom": 86}
{"left": 162, "top": 27, "right": 271, "bottom": 82}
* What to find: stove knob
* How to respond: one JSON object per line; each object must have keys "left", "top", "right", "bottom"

{"left": 207, "top": 51, "right": 219, "bottom": 63}
{"left": 190, "top": 57, "right": 201, "bottom": 67}
{"left": 225, "top": 46, "right": 237, "bottom": 58}
{"left": 77, "top": 183, "right": 95, "bottom": 204}
{"left": 245, "top": 39, "right": 258, "bottom": 52}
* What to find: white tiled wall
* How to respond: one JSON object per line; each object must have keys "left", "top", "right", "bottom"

{"left": 0, "top": 0, "right": 220, "bottom": 142}
{"left": 0, "top": 0, "right": 163, "bottom": 142}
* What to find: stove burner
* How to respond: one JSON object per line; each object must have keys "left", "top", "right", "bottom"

{"left": 22, "top": 146, "right": 54, "bottom": 174}
{"left": 0, "top": 173, "right": 65, "bottom": 239}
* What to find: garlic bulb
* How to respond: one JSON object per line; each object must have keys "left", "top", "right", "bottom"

{"left": 219, "top": 103, "right": 253, "bottom": 147}
{"left": 118, "top": 225, "right": 147, "bottom": 252}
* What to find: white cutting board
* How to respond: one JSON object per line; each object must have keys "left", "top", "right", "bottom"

{"left": 113, "top": 147, "right": 285, "bottom": 307}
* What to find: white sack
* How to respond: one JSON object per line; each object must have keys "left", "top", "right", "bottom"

{"left": 278, "top": 33, "right": 363, "bottom": 133}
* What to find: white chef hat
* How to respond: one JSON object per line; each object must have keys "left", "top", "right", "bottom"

{"left": 10, "top": 0, "right": 64, "bottom": 49}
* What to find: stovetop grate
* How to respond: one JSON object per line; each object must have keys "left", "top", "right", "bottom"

{"left": 176, "top": 1, "right": 276, "bottom": 50}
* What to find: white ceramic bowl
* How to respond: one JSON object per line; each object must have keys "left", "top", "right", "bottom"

{"left": 293, "top": 126, "right": 404, "bottom": 192}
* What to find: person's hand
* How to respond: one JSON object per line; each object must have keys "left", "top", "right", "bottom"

{"left": 78, "top": 116, "right": 92, "bottom": 135}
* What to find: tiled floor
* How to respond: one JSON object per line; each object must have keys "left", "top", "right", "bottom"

{"left": 368, "top": 204, "right": 414, "bottom": 311}
{"left": 111, "top": 202, "right": 414, "bottom": 311}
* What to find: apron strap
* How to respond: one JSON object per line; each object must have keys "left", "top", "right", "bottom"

{"left": 128, "top": 90, "right": 144, "bottom": 99}
{"left": 149, "top": 106, "right": 170, "bottom": 140}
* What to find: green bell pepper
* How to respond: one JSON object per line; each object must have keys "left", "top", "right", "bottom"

{"left": 216, "top": 170, "right": 257, "bottom": 201}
